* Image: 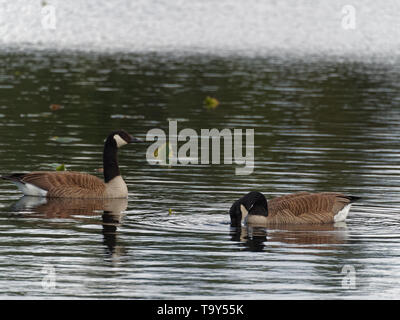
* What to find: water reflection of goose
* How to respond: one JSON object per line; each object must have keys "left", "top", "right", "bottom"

{"left": 12, "top": 196, "right": 127, "bottom": 218}
{"left": 231, "top": 223, "right": 348, "bottom": 252}
{"left": 11, "top": 196, "right": 127, "bottom": 257}
{"left": 1, "top": 130, "right": 141, "bottom": 198}
{"left": 229, "top": 191, "right": 361, "bottom": 227}
{"left": 267, "top": 223, "right": 349, "bottom": 248}
{"left": 230, "top": 226, "right": 268, "bottom": 252}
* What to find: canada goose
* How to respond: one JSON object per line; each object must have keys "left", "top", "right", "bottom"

{"left": 1, "top": 130, "right": 140, "bottom": 199}
{"left": 229, "top": 191, "right": 361, "bottom": 227}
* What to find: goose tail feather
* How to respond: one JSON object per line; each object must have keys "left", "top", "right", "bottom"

{"left": 1, "top": 174, "right": 26, "bottom": 183}
{"left": 344, "top": 196, "right": 362, "bottom": 203}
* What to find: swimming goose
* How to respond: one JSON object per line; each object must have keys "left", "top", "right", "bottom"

{"left": 229, "top": 191, "right": 361, "bottom": 226}
{"left": 1, "top": 130, "right": 140, "bottom": 199}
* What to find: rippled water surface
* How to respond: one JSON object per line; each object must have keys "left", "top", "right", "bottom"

{"left": 1, "top": 51, "right": 400, "bottom": 299}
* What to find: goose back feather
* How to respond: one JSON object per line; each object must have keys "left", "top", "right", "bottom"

{"left": 264, "top": 192, "right": 356, "bottom": 224}
{"left": 231, "top": 191, "right": 360, "bottom": 226}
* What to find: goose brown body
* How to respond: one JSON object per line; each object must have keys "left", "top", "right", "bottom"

{"left": 230, "top": 191, "right": 361, "bottom": 226}
{"left": 4, "top": 171, "right": 107, "bottom": 198}
{"left": 1, "top": 130, "right": 138, "bottom": 199}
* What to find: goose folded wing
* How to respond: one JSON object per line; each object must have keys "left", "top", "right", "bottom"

{"left": 17, "top": 171, "right": 105, "bottom": 193}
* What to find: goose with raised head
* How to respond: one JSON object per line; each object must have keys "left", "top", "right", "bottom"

{"left": 229, "top": 191, "right": 361, "bottom": 226}
{"left": 1, "top": 130, "right": 140, "bottom": 199}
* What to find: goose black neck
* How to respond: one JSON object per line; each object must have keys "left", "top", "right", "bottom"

{"left": 103, "top": 137, "right": 120, "bottom": 183}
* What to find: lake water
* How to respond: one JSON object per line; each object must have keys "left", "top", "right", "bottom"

{"left": 1, "top": 0, "right": 400, "bottom": 300}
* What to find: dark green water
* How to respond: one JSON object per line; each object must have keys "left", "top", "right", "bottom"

{"left": 1, "top": 51, "right": 400, "bottom": 298}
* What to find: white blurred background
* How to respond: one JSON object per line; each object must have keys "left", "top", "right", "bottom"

{"left": 0, "top": 0, "right": 399, "bottom": 58}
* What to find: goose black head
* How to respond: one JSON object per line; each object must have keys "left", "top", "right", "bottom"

{"left": 108, "top": 129, "right": 142, "bottom": 148}
{"left": 229, "top": 191, "right": 268, "bottom": 227}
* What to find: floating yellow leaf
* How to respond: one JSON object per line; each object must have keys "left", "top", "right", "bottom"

{"left": 153, "top": 142, "right": 173, "bottom": 165}
{"left": 204, "top": 96, "right": 219, "bottom": 109}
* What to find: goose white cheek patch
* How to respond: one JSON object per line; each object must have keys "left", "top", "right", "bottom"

{"left": 114, "top": 134, "right": 127, "bottom": 148}
{"left": 240, "top": 204, "right": 249, "bottom": 224}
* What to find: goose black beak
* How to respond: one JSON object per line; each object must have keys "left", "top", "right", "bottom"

{"left": 129, "top": 136, "right": 143, "bottom": 143}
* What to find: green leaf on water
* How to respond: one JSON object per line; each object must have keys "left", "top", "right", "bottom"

{"left": 55, "top": 164, "right": 66, "bottom": 171}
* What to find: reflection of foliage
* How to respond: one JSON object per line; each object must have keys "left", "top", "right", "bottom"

{"left": 49, "top": 136, "right": 80, "bottom": 143}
